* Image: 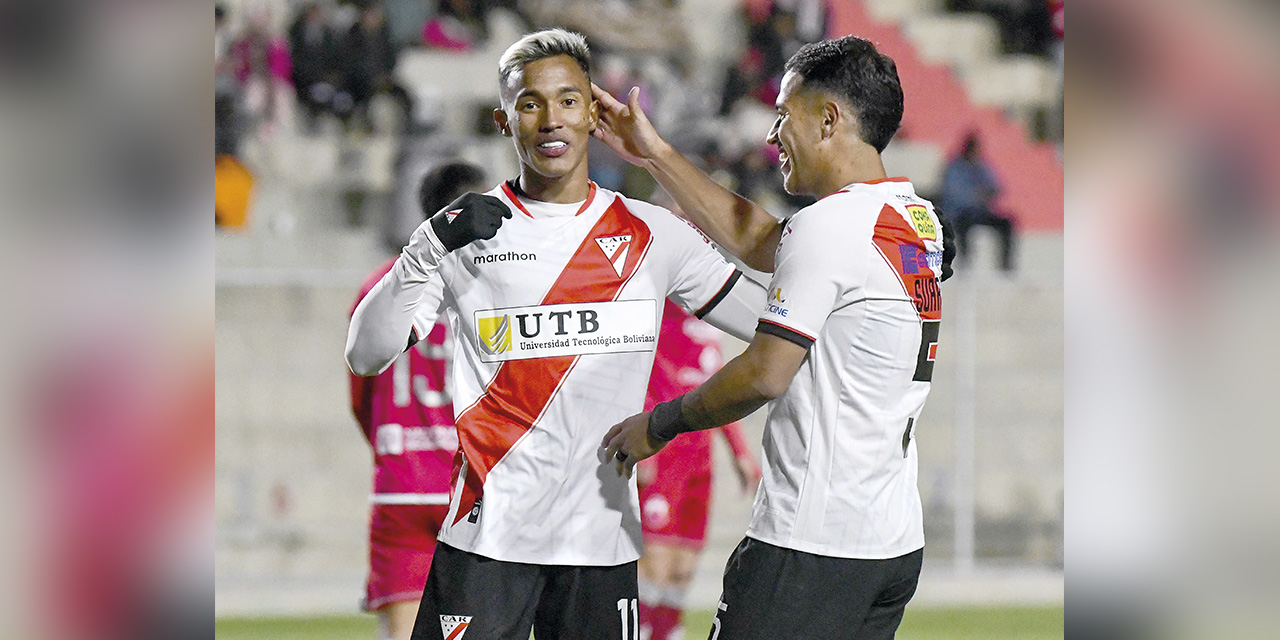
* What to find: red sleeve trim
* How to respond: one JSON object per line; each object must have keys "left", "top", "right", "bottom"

{"left": 756, "top": 319, "right": 815, "bottom": 349}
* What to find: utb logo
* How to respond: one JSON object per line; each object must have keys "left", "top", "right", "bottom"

{"left": 907, "top": 205, "right": 937, "bottom": 240}
{"left": 478, "top": 315, "right": 512, "bottom": 355}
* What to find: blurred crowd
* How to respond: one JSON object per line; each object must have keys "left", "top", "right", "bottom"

{"left": 215, "top": 0, "right": 1065, "bottom": 233}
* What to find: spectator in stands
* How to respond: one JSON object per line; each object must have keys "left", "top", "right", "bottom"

{"left": 946, "top": 0, "right": 1054, "bottom": 58}
{"left": 941, "top": 132, "right": 1016, "bottom": 272}
{"left": 343, "top": 4, "right": 418, "bottom": 134}
{"left": 228, "top": 6, "right": 292, "bottom": 136}
{"left": 422, "top": 0, "right": 490, "bottom": 51}
{"left": 288, "top": 2, "right": 345, "bottom": 133}
{"left": 215, "top": 3, "right": 240, "bottom": 157}
{"left": 342, "top": 5, "right": 401, "bottom": 132}
{"left": 718, "top": 1, "right": 828, "bottom": 117}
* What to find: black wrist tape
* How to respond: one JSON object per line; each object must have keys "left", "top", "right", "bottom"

{"left": 648, "top": 395, "right": 691, "bottom": 443}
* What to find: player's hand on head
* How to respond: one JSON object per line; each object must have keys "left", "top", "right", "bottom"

{"left": 591, "top": 84, "right": 665, "bottom": 167}
{"left": 429, "top": 192, "right": 511, "bottom": 252}
{"left": 600, "top": 411, "right": 666, "bottom": 478}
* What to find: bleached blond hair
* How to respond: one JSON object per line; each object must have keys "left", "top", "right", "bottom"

{"left": 497, "top": 29, "right": 591, "bottom": 106}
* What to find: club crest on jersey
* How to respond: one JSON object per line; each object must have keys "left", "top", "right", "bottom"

{"left": 440, "top": 615, "right": 472, "bottom": 640}
{"left": 595, "top": 234, "right": 633, "bottom": 278}
{"left": 906, "top": 205, "right": 937, "bottom": 240}
{"left": 477, "top": 314, "right": 512, "bottom": 355}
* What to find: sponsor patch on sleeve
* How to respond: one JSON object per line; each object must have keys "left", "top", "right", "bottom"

{"left": 906, "top": 205, "right": 937, "bottom": 240}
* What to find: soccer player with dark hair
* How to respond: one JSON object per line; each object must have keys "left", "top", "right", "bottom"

{"left": 598, "top": 35, "right": 949, "bottom": 639}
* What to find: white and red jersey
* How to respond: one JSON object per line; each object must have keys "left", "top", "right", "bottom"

{"left": 408, "top": 182, "right": 737, "bottom": 565}
{"left": 750, "top": 178, "right": 943, "bottom": 559}
{"left": 351, "top": 259, "right": 458, "bottom": 502}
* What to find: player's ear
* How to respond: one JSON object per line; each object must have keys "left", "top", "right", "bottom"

{"left": 821, "top": 101, "right": 840, "bottom": 140}
{"left": 588, "top": 95, "right": 600, "bottom": 132}
{"left": 493, "top": 108, "right": 512, "bottom": 137}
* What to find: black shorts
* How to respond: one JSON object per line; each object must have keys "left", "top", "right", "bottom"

{"left": 708, "top": 537, "right": 923, "bottom": 640}
{"left": 410, "top": 542, "right": 639, "bottom": 640}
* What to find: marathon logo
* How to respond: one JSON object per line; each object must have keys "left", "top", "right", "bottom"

{"left": 473, "top": 299, "right": 657, "bottom": 363}
{"left": 899, "top": 245, "right": 943, "bottom": 275}
{"left": 474, "top": 251, "right": 536, "bottom": 265}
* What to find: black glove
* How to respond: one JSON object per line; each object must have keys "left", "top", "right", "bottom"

{"left": 428, "top": 192, "right": 511, "bottom": 252}
{"left": 934, "top": 206, "right": 957, "bottom": 281}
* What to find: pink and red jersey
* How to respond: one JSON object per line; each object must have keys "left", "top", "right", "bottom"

{"left": 351, "top": 258, "right": 457, "bottom": 502}
{"left": 643, "top": 300, "right": 751, "bottom": 476}
{"left": 639, "top": 300, "right": 752, "bottom": 547}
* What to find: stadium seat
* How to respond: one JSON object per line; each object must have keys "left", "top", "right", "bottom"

{"left": 881, "top": 140, "right": 946, "bottom": 200}
{"left": 965, "top": 55, "right": 1060, "bottom": 129}
{"left": 903, "top": 13, "right": 1000, "bottom": 77}
{"left": 864, "top": 0, "right": 942, "bottom": 25}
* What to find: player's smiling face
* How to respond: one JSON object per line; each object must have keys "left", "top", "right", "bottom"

{"left": 495, "top": 54, "right": 598, "bottom": 189}
{"left": 766, "top": 71, "right": 824, "bottom": 197}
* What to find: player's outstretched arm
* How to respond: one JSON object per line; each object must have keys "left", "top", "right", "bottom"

{"left": 601, "top": 331, "right": 806, "bottom": 476}
{"left": 592, "top": 84, "right": 783, "bottom": 272}
{"left": 346, "top": 193, "right": 510, "bottom": 376}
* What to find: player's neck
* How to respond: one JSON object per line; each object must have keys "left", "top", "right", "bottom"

{"left": 818, "top": 146, "right": 888, "bottom": 196}
{"left": 517, "top": 166, "right": 591, "bottom": 204}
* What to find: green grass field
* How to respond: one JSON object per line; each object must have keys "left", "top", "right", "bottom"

{"left": 216, "top": 605, "right": 1063, "bottom": 639}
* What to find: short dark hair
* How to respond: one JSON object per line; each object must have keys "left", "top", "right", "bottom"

{"left": 785, "top": 36, "right": 903, "bottom": 153}
{"left": 419, "top": 162, "right": 486, "bottom": 218}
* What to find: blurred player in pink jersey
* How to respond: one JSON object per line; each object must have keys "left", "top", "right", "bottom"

{"left": 350, "top": 162, "right": 486, "bottom": 640}
{"left": 637, "top": 299, "right": 761, "bottom": 640}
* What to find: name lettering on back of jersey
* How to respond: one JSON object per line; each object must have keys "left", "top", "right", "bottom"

{"left": 440, "top": 615, "right": 472, "bottom": 640}
{"left": 473, "top": 300, "right": 657, "bottom": 362}
{"left": 594, "top": 234, "right": 633, "bottom": 277}
{"left": 906, "top": 205, "right": 937, "bottom": 240}
{"left": 913, "top": 278, "right": 942, "bottom": 316}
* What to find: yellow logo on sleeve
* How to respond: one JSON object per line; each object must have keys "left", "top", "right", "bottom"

{"left": 477, "top": 314, "right": 512, "bottom": 355}
{"left": 907, "top": 205, "right": 937, "bottom": 240}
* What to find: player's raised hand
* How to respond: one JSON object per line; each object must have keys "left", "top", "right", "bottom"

{"left": 591, "top": 84, "right": 667, "bottom": 167}
{"left": 428, "top": 192, "right": 512, "bottom": 252}
{"left": 600, "top": 411, "right": 667, "bottom": 478}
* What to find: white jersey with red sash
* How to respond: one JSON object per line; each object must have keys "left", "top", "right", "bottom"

{"left": 750, "top": 178, "right": 944, "bottom": 560}
{"left": 408, "top": 182, "right": 737, "bottom": 566}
